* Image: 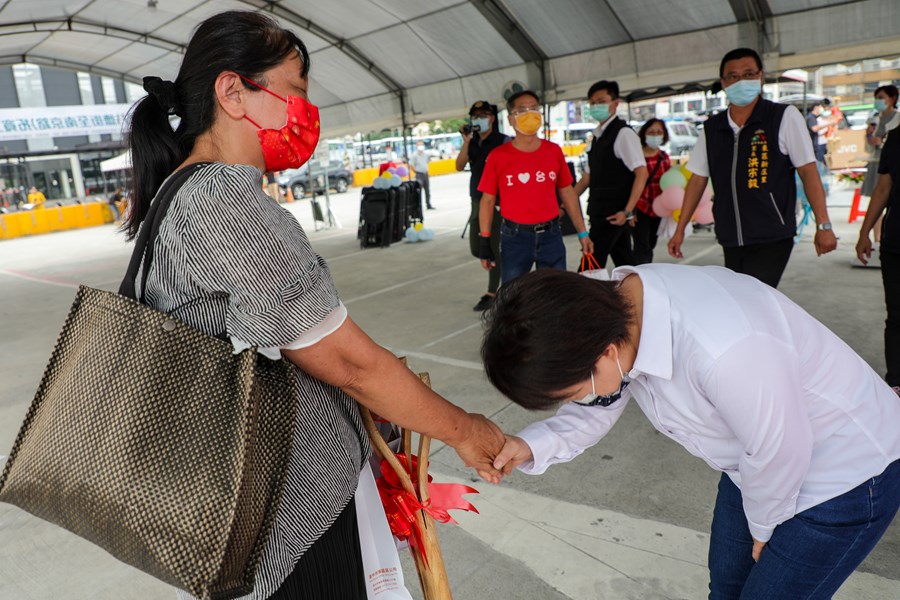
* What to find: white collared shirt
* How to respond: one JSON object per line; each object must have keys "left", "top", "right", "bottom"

{"left": 516, "top": 264, "right": 900, "bottom": 542}
{"left": 687, "top": 104, "right": 815, "bottom": 177}
{"left": 584, "top": 116, "right": 645, "bottom": 173}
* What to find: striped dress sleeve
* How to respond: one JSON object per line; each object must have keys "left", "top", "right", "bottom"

{"left": 170, "top": 164, "right": 340, "bottom": 348}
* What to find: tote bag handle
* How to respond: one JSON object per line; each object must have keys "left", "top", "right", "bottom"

{"left": 119, "top": 162, "right": 211, "bottom": 302}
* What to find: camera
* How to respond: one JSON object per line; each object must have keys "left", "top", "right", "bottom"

{"left": 461, "top": 123, "right": 482, "bottom": 135}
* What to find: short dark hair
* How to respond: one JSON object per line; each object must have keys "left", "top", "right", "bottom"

{"left": 506, "top": 90, "right": 541, "bottom": 111}
{"left": 719, "top": 48, "right": 763, "bottom": 79}
{"left": 481, "top": 270, "right": 633, "bottom": 410}
{"left": 875, "top": 85, "right": 899, "bottom": 102}
{"left": 638, "top": 118, "right": 669, "bottom": 146}
{"left": 588, "top": 80, "right": 619, "bottom": 101}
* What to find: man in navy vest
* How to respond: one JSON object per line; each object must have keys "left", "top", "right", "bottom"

{"left": 669, "top": 48, "right": 838, "bottom": 287}
{"left": 573, "top": 80, "right": 648, "bottom": 268}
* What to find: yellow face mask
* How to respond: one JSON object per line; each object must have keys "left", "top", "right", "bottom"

{"left": 514, "top": 111, "right": 542, "bottom": 135}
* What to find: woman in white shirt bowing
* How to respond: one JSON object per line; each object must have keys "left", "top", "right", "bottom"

{"left": 481, "top": 265, "right": 900, "bottom": 600}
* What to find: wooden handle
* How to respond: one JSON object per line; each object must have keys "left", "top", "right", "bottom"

{"left": 361, "top": 364, "right": 452, "bottom": 599}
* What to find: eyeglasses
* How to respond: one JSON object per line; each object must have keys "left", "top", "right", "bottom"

{"left": 722, "top": 70, "right": 761, "bottom": 85}
{"left": 510, "top": 107, "right": 541, "bottom": 117}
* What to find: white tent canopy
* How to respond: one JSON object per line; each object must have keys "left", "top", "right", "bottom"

{"left": 0, "top": 0, "right": 897, "bottom": 136}
{"left": 99, "top": 151, "right": 131, "bottom": 173}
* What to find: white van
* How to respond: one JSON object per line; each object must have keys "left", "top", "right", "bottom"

{"left": 663, "top": 120, "right": 699, "bottom": 156}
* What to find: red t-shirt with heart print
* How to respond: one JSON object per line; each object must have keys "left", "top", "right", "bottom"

{"left": 477, "top": 139, "right": 573, "bottom": 224}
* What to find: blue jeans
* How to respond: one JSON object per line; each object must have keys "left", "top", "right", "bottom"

{"left": 500, "top": 220, "right": 566, "bottom": 285}
{"left": 708, "top": 459, "right": 900, "bottom": 599}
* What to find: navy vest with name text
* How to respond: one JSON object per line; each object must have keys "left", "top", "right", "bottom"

{"left": 705, "top": 98, "right": 797, "bottom": 247}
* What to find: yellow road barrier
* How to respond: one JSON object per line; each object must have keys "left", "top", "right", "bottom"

{"left": 0, "top": 202, "right": 114, "bottom": 241}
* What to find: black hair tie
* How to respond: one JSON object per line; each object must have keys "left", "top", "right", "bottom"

{"left": 143, "top": 76, "right": 181, "bottom": 116}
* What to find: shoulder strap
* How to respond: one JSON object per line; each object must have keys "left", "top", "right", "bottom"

{"left": 119, "top": 162, "right": 210, "bottom": 302}
{"left": 644, "top": 153, "right": 664, "bottom": 189}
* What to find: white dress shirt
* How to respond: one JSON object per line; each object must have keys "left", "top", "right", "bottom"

{"left": 516, "top": 264, "right": 900, "bottom": 542}
{"left": 410, "top": 151, "right": 430, "bottom": 174}
{"left": 687, "top": 104, "right": 815, "bottom": 177}
{"left": 584, "top": 116, "right": 645, "bottom": 173}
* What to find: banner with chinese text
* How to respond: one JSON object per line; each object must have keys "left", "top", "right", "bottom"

{"left": 0, "top": 104, "right": 131, "bottom": 140}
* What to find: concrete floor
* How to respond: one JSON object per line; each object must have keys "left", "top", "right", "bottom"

{"left": 0, "top": 171, "right": 897, "bottom": 599}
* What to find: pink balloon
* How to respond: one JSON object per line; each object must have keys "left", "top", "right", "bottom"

{"left": 694, "top": 202, "right": 714, "bottom": 224}
{"left": 652, "top": 186, "right": 684, "bottom": 217}
{"left": 698, "top": 185, "right": 713, "bottom": 206}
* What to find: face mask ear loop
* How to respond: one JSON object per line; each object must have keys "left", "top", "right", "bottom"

{"left": 244, "top": 114, "right": 263, "bottom": 129}
{"left": 237, "top": 73, "right": 287, "bottom": 103}
{"left": 590, "top": 370, "right": 596, "bottom": 396}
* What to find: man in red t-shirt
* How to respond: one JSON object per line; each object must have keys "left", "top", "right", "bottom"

{"left": 478, "top": 90, "right": 593, "bottom": 284}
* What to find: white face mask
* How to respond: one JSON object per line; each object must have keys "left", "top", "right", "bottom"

{"left": 573, "top": 357, "right": 631, "bottom": 407}
{"left": 646, "top": 135, "right": 664, "bottom": 149}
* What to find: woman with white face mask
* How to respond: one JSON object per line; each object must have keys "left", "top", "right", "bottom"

{"left": 630, "top": 118, "right": 671, "bottom": 264}
{"left": 861, "top": 85, "right": 899, "bottom": 200}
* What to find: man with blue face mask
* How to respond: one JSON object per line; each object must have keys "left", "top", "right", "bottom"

{"left": 456, "top": 100, "right": 510, "bottom": 310}
{"left": 668, "top": 48, "right": 838, "bottom": 288}
{"left": 573, "top": 80, "right": 648, "bottom": 269}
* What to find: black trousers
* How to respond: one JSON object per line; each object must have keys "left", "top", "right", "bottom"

{"left": 416, "top": 172, "right": 431, "bottom": 207}
{"left": 722, "top": 238, "right": 794, "bottom": 288}
{"left": 630, "top": 211, "right": 662, "bottom": 265}
{"left": 268, "top": 497, "right": 366, "bottom": 600}
{"left": 882, "top": 249, "right": 900, "bottom": 387}
{"left": 588, "top": 216, "right": 635, "bottom": 269}
{"left": 468, "top": 199, "right": 502, "bottom": 293}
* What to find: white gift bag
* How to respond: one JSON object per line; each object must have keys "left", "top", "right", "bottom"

{"left": 356, "top": 462, "right": 414, "bottom": 600}
{"left": 657, "top": 216, "right": 693, "bottom": 241}
{"left": 580, "top": 253, "right": 610, "bottom": 281}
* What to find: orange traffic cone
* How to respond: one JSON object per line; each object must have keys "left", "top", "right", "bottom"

{"left": 285, "top": 186, "right": 295, "bottom": 203}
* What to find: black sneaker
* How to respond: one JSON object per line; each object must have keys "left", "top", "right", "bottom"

{"left": 473, "top": 294, "right": 494, "bottom": 311}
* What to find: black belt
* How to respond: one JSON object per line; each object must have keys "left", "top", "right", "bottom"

{"left": 502, "top": 217, "right": 559, "bottom": 232}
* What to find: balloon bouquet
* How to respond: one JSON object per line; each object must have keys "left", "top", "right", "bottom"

{"left": 651, "top": 164, "right": 714, "bottom": 239}
{"left": 371, "top": 164, "right": 435, "bottom": 243}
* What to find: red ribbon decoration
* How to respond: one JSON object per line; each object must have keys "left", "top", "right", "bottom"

{"left": 376, "top": 453, "right": 479, "bottom": 564}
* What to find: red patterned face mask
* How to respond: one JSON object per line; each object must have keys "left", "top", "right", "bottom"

{"left": 239, "top": 75, "right": 320, "bottom": 172}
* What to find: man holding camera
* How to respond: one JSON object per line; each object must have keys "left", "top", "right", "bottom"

{"left": 456, "top": 100, "right": 510, "bottom": 311}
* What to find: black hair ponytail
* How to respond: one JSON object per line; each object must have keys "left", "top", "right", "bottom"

{"left": 124, "top": 89, "right": 180, "bottom": 239}
{"left": 123, "top": 10, "right": 310, "bottom": 239}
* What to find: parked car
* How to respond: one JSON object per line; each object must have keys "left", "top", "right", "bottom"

{"left": 663, "top": 120, "right": 699, "bottom": 156}
{"left": 277, "top": 160, "right": 353, "bottom": 199}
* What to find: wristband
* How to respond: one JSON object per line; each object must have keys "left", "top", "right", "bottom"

{"left": 816, "top": 222, "right": 832, "bottom": 231}
{"left": 479, "top": 231, "right": 492, "bottom": 237}
{"left": 577, "top": 231, "right": 589, "bottom": 239}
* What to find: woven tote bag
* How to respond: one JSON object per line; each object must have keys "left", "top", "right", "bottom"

{"left": 0, "top": 163, "right": 296, "bottom": 600}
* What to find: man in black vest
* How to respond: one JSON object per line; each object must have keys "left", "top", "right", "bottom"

{"left": 669, "top": 48, "right": 837, "bottom": 287}
{"left": 456, "top": 100, "right": 509, "bottom": 311}
{"left": 573, "top": 80, "right": 648, "bottom": 268}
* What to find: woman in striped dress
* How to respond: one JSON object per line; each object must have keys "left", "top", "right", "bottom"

{"left": 124, "top": 11, "right": 504, "bottom": 600}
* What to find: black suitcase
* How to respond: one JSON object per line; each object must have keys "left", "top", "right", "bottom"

{"left": 401, "top": 180, "right": 424, "bottom": 223}
{"left": 358, "top": 187, "right": 397, "bottom": 248}
{"left": 392, "top": 185, "right": 409, "bottom": 243}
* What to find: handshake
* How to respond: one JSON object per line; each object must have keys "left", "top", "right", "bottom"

{"left": 453, "top": 414, "right": 533, "bottom": 484}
